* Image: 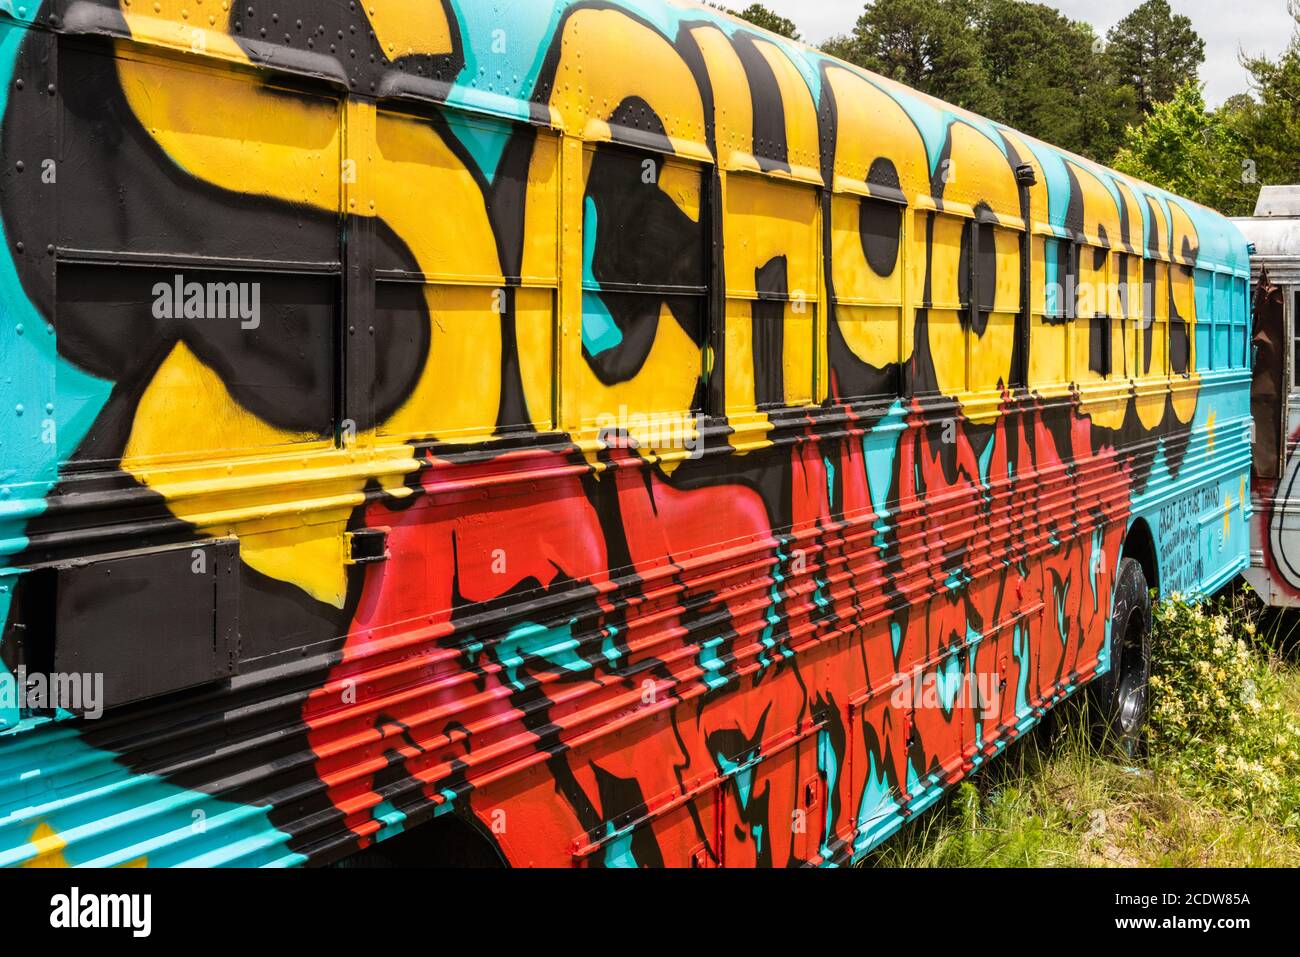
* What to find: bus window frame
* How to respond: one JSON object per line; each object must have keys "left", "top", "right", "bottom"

{"left": 578, "top": 140, "right": 713, "bottom": 427}
{"left": 1291, "top": 286, "right": 1300, "bottom": 393}
{"left": 969, "top": 215, "right": 1026, "bottom": 395}
{"left": 371, "top": 103, "right": 565, "bottom": 445}
{"left": 721, "top": 169, "right": 824, "bottom": 415}
{"left": 829, "top": 188, "right": 908, "bottom": 403}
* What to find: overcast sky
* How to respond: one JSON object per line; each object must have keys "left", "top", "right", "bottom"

{"left": 758, "top": 0, "right": 1296, "bottom": 106}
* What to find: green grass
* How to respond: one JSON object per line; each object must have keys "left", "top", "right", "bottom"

{"left": 866, "top": 592, "right": 1300, "bottom": 868}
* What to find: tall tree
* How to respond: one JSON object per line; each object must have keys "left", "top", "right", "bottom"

{"left": 821, "top": 0, "right": 1137, "bottom": 161}
{"left": 975, "top": 0, "right": 1138, "bottom": 160}
{"left": 821, "top": 0, "right": 998, "bottom": 116}
{"left": 1227, "top": 8, "right": 1300, "bottom": 205}
{"left": 1112, "top": 82, "right": 1256, "bottom": 216}
{"left": 1106, "top": 0, "right": 1206, "bottom": 115}
{"left": 718, "top": 4, "right": 802, "bottom": 40}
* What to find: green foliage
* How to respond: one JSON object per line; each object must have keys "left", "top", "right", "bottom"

{"left": 1111, "top": 83, "right": 1257, "bottom": 216}
{"left": 868, "top": 719, "right": 1118, "bottom": 867}
{"left": 714, "top": 3, "right": 801, "bottom": 40}
{"left": 1105, "top": 0, "right": 1206, "bottom": 115}
{"left": 1227, "top": 22, "right": 1300, "bottom": 206}
{"left": 820, "top": 0, "right": 1143, "bottom": 162}
{"left": 1149, "top": 592, "right": 1300, "bottom": 827}
{"left": 820, "top": 0, "right": 999, "bottom": 116}
{"left": 976, "top": 0, "right": 1137, "bottom": 162}
{"left": 1113, "top": 2, "right": 1300, "bottom": 215}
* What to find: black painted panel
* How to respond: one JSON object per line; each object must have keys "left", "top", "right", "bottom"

{"left": 53, "top": 539, "right": 239, "bottom": 711}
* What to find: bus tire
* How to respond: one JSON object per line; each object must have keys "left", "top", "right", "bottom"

{"left": 1089, "top": 557, "right": 1151, "bottom": 758}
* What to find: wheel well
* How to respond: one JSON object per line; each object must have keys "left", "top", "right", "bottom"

{"left": 335, "top": 813, "right": 509, "bottom": 868}
{"left": 1122, "top": 519, "right": 1159, "bottom": 595}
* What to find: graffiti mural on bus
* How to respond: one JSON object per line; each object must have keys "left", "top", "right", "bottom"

{"left": 0, "top": 0, "right": 1251, "bottom": 867}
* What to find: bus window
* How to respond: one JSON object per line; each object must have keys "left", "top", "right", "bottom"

{"left": 969, "top": 220, "right": 1022, "bottom": 393}
{"left": 918, "top": 211, "right": 971, "bottom": 396}
{"left": 1233, "top": 276, "right": 1249, "bottom": 369}
{"left": 1118, "top": 253, "right": 1142, "bottom": 379}
{"left": 1075, "top": 242, "right": 1113, "bottom": 380}
{"left": 577, "top": 144, "right": 710, "bottom": 435}
{"left": 1143, "top": 259, "right": 1170, "bottom": 377}
{"left": 1045, "top": 237, "right": 1077, "bottom": 321}
{"left": 1293, "top": 289, "right": 1300, "bottom": 391}
{"left": 56, "top": 45, "right": 346, "bottom": 470}
{"left": 374, "top": 110, "right": 561, "bottom": 443}
{"left": 1200, "top": 270, "right": 1220, "bottom": 371}
{"left": 830, "top": 193, "right": 904, "bottom": 400}
{"left": 724, "top": 173, "right": 821, "bottom": 413}
{"left": 1029, "top": 234, "right": 1072, "bottom": 389}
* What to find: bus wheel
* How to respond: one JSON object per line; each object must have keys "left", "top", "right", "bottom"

{"left": 1089, "top": 557, "right": 1151, "bottom": 758}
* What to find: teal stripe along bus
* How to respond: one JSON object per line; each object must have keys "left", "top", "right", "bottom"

{"left": 0, "top": 0, "right": 1253, "bottom": 867}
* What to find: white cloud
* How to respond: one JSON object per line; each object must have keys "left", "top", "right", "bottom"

{"left": 756, "top": 0, "right": 1296, "bottom": 106}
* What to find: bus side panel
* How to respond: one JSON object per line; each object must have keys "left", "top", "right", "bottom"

{"left": 0, "top": 3, "right": 1254, "bottom": 870}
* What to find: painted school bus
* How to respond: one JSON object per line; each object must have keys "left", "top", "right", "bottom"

{"left": 0, "top": 0, "right": 1251, "bottom": 867}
